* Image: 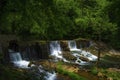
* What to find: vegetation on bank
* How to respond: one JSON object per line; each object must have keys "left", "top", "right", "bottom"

{"left": 91, "top": 66, "right": 120, "bottom": 80}
{"left": 56, "top": 61, "right": 88, "bottom": 80}
{"left": 57, "top": 68, "right": 87, "bottom": 80}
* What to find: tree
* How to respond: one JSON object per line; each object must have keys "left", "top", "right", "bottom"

{"left": 73, "top": 0, "right": 117, "bottom": 42}
{"left": 106, "top": 0, "right": 120, "bottom": 49}
{"left": 0, "top": 0, "right": 118, "bottom": 44}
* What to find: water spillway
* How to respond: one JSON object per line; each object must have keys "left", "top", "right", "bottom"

{"left": 9, "top": 52, "right": 22, "bottom": 62}
{"left": 68, "top": 40, "right": 77, "bottom": 49}
{"left": 9, "top": 50, "right": 30, "bottom": 68}
{"left": 49, "top": 41, "right": 69, "bottom": 62}
{"left": 37, "top": 65, "right": 57, "bottom": 80}
{"left": 50, "top": 41, "right": 62, "bottom": 59}
{"left": 68, "top": 40, "right": 81, "bottom": 51}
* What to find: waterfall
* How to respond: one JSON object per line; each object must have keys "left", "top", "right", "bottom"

{"left": 49, "top": 41, "right": 69, "bottom": 62}
{"left": 9, "top": 52, "right": 22, "bottom": 62}
{"left": 67, "top": 40, "right": 87, "bottom": 65}
{"left": 68, "top": 40, "right": 81, "bottom": 51}
{"left": 68, "top": 40, "right": 77, "bottom": 49}
{"left": 50, "top": 41, "right": 62, "bottom": 59}
{"left": 68, "top": 40, "right": 97, "bottom": 62}
{"left": 9, "top": 51, "right": 30, "bottom": 68}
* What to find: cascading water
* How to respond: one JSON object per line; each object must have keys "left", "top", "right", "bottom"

{"left": 68, "top": 40, "right": 77, "bottom": 49}
{"left": 68, "top": 40, "right": 87, "bottom": 65}
{"left": 10, "top": 52, "right": 22, "bottom": 61}
{"left": 45, "top": 72, "right": 56, "bottom": 80}
{"left": 82, "top": 51, "right": 97, "bottom": 61}
{"left": 68, "top": 40, "right": 81, "bottom": 51}
{"left": 37, "top": 65, "right": 56, "bottom": 80}
{"left": 50, "top": 41, "right": 62, "bottom": 59}
{"left": 9, "top": 50, "right": 30, "bottom": 68}
{"left": 68, "top": 40, "right": 97, "bottom": 63}
{"left": 49, "top": 41, "right": 69, "bottom": 62}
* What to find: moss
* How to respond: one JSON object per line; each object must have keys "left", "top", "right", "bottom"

{"left": 90, "top": 67, "right": 98, "bottom": 75}
{"left": 90, "top": 67, "right": 120, "bottom": 80}
{"left": 75, "top": 38, "right": 90, "bottom": 41}
{"left": 57, "top": 63, "right": 88, "bottom": 80}
{"left": 105, "top": 70, "right": 120, "bottom": 80}
{"left": 57, "top": 67, "right": 88, "bottom": 80}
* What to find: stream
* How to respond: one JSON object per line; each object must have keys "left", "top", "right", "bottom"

{"left": 8, "top": 40, "right": 98, "bottom": 80}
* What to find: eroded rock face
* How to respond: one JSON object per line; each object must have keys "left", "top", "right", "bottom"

{"left": 76, "top": 39, "right": 91, "bottom": 49}
{"left": 20, "top": 41, "right": 49, "bottom": 60}
{"left": 60, "top": 41, "right": 70, "bottom": 51}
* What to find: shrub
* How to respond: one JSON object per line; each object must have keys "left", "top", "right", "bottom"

{"left": 91, "top": 67, "right": 98, "bottom": 75}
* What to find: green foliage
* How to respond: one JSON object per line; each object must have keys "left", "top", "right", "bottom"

{"left": 91, "top": 67, "right": 98, "bottom": 75}
{"left": 0, "top": 0, "right": 120, "bottom": 48}
{"left": 57, "top": 62, "right": 88, "bottom": 80}
{"left": 105, "top": 0, "right": 120, "bottom": 49}
{"left": 57, "top": 61, "right": 63, "bottom": 66}
{"left": 57, "top": 66, "right": 88, "bottom": 80}
{"left": 106, "top": 71, "right": 120, "bottom": 80}
{"left": 98, "top": 68, "right": 120, "bottom": 80}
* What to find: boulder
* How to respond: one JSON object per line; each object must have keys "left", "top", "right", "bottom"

{"left": 62, "top": 51, "right": 76, "bottom": 61}
{"left": 79, "top": 56, "right": 89, "bottom": 62}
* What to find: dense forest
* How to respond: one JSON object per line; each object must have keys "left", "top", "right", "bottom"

{"left": 0, "top": 0, "right": 120, "bottom": 49}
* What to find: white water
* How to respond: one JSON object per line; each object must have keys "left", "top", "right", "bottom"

{"left": 68, "top": 40, "right": 81, "bottom": 51}
{"left": 68, "top": 40, "right": 97, "bottom": 62}
{"left": 50, "top": 41, "right": 62, "bottom": 59}
{"left": 68, "top": 40, "right": 77, "bottom": 49}
{"left": 38, "top": 65, "right": 56, "bottom": 80}
{"left": 45, "top": 72, "right": 56, "bottom": 80}
{"left": 50, "top": 41, "right": 69, "bottom": 62}
{"left": 9, "top": 52, "right": 22, "bottom": 62}
{"left": 9, "top": 50, "right": 30, "bottom": 68}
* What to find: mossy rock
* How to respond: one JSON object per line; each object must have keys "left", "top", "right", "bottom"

{"left": 62, "top": 51, "right": 76, "bottom": 61}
